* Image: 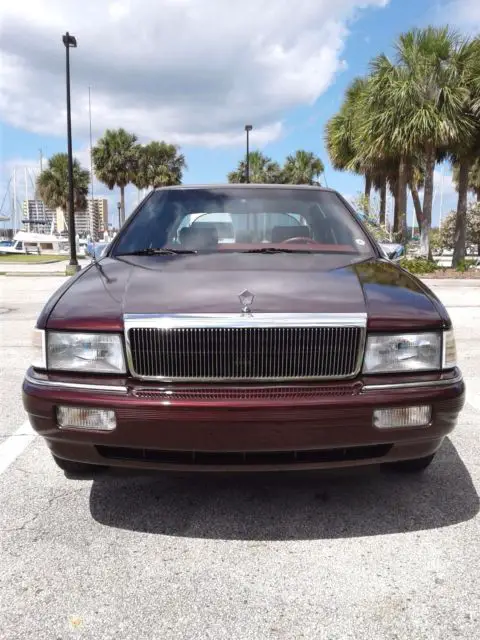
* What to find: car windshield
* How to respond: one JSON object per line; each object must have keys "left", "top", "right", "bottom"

{"left": 112, "top": 187, "right": 375, "bottom": 259}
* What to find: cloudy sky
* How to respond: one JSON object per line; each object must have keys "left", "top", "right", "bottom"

{"left": 1, "top": 0, "right": 479, "bottom": 229}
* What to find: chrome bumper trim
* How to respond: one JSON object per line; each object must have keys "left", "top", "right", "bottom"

{"left": 24, "top": 373, "right": 128, "bottom": 395}
{"left": 24, "top": 371, "right": 462, "bottom": 397}
{"left": 362, "top": 372, "right": 463, "bottom": 392}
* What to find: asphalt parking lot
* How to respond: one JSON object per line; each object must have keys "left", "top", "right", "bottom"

{"left": 0, "top": 274, "right": 479, "bottom": 639}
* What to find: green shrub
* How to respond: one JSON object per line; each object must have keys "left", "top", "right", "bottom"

{"left": 455, "top": 259, "right": 476, "bottom": 273}
{"left": 400, "top": 257, "right": 438, "bottom": 274}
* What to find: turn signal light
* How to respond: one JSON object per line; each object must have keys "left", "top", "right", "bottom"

{"left": 57, "top": 406, "right": 116, "bottom": 431}
{"left": 373, "top": 406, "right": 431, "bottom": 429}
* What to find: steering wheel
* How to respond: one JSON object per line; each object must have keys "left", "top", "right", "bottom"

{"left": 282, "top": 236, "right": 318, "bottom": 245}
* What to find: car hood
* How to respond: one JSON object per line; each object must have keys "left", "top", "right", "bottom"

{"left": 42, "top": 254, "right": 448, "bottom": 332}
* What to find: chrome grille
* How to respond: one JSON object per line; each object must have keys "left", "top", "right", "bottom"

{"left": 125, "top": 314, "right": 366, "bottom": 381}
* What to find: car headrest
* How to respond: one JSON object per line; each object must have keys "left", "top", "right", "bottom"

{"left": 179, "top": 225, "right": 218, "bottom": 249}
{"left": 236, "top": 230, "right": 254, "bottom": 243}
{"left": 271, "top": 225, "right": 311, "bottom": 243}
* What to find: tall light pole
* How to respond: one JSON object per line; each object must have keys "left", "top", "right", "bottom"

{"left": 245, "top": 125, "right": 253, "bottom": 183}
{"left": 62, "top": 32, "right": 80, "bottom": 274}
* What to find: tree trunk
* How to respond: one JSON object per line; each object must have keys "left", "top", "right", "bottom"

{"left": 452, "top": 159, "right": 470, "bottom": 268}
{"left": 409, "top": 180, "right": 424, "bottom": 234}
{"left": 120, "top": 186, "right": 126, "bottom": 226}
{"left": 393, "top": 194, "right": 399, "bottom": 234}
{"left": 396, "top": 158, "right": 408, "bottom": 243}
{"left": 379, "top": 177, "right": 387, "bottom": 225}
{"left": 420, "top": 145, "right": 435, "bottom": 260}
{"left": 364, "top": 174, "right": 372, "bottom": 214}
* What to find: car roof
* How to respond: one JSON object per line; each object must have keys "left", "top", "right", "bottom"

{"left": 153, "top": 184, "right": 338, "bottom": 193}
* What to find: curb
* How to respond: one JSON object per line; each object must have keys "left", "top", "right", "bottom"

{"left": 2, "top": 272, "right": 68, "bottom": 277}
{"left": 421, "top": 278, "right": 480, "bottom": 285}
{"left": 0, "top": 260, "right": 68, "bottom": 266}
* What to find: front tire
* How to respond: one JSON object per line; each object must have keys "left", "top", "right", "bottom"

{"left": 383, "top": 453, "right": 436, "bottom": 473}
{"left": 52, "top": 455, "right": 107, "bottom": 478}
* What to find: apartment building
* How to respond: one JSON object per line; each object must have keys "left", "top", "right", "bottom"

{"left": 22, "top": 200, "right": 57, "bottom": 233}
{"left": 55, "top": 198, "right": 109, "bottom": 239}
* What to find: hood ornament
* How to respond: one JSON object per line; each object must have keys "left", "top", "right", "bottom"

{"left": 239, "top": 289, "right": 255, "bottom": 314}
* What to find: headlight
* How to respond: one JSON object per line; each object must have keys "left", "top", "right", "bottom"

{"left": 363, "top": 332, "right": 442, "bottom": 374}
{"left": 47, "top": 332, "right": 126, "bottom": 373}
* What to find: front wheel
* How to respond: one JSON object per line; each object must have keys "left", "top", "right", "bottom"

{"left": 383, "top": 453, "right": 436, "bottom": 473}
{"left": 52, "top": 455, "right": 107, "bottom": 478}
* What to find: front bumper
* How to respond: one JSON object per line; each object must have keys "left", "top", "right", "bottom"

{"left": 23, "top": 368, "right": 465, "bottom": 472}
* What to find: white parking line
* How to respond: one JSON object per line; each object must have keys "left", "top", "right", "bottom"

{"left": 0, "top": 422, "right": 36, "bottom": 476}
{"left": 466, "top": 377, "right": 480, "bottom": 413}
{"left": 467, "top": 394, "right": 480, "bottom": 413}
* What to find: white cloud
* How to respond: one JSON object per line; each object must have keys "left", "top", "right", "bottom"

{"left": 0, "top": 0, "right": 388, "bottom": 147}
{"left": 443, "top": 0, "right": 480, "bottom": 32}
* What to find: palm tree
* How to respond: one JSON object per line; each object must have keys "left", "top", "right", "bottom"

{"left": 450, "top": 36, "right": 480, "bottom": 265}
{"left": 453, "top": 158, "right": 480, "bottom": 202}
{"left": 134, "top": 141, "right": 187, "bottom": 190}
{"left": 228, "top": 150, "right": 282, "bottom": 184}
{"left": 359, "top": 28, "right": 474, "bottom": 258}
{"left": 406, "top": 160, "right": 426, "bottom": 238}
{"left": 37, "top": 153, "right": 89, "bottom": 229}
{"left": 92, "top": 128, "right": 138, "bottom": 225}
{"left": 325, "top": 77, "right": 374, "bottom": 210}
{"left": 326, "top": 77, "right": 402, "bottom": 232}
{"left": 282, "top": 150, "right": 324, "bottom": 185}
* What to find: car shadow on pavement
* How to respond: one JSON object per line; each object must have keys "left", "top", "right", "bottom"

{"left": 89, "top": 438, "right": 479, "bottom": 540}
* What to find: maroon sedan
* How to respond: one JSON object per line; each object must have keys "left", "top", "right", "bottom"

{"left": 23, "top": 185, "right": 464, "bottom": 477}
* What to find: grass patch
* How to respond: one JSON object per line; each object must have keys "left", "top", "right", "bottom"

{"left": 400, "top": 257, "right": 439, "bottom": 274}
{"left": 0, "top": 254, "right": 69, "bottom": 264}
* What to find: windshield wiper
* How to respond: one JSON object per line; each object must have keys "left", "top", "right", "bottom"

{"left": 242, "top": 247, "right": 314, "bottom": 254}
{"left": 117, "top": 248, "right": 198, "bottom": 256}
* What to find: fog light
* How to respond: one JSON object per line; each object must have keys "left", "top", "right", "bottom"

{"left": 57, "top": 406, "right": 116, "bottom": 431}
{"left": 373, "top": 406, "right": 431, "bottom": 429}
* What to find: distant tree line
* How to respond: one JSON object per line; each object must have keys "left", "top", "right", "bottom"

{"left": 227, "top": 150, "right": 324, "bottom": 186}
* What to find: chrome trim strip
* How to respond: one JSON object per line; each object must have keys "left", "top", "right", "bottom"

{"left": 362, "top": 372, "right": 463, "bottom": 392}
{"left": 24, "top": 373, "right": 128, "bottom": 394}
{"left": 124, "top": 313, "right": 367, "bottom": 382}
{"left": 40, "top": 329, "right": 47, "bottom": 369}
{"left": 31, "top": 329, "right": 47, "bottom": 369}
{"left": 124, "top": 313, "right": 368, "bottom": 329}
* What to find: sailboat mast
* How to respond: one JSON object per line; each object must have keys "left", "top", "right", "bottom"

{"left": 13, "top": 167, "right": 17, "bottom": 232}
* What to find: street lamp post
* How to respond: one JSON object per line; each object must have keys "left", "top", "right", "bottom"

{"left": 62, "top": 31, "right": 80, "bottom": 274}
{"left": 117, "top": 202, "right": 121, "bottom": 230}
{"left": 245, "top": 125, "right": 253, "bottom": 183}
